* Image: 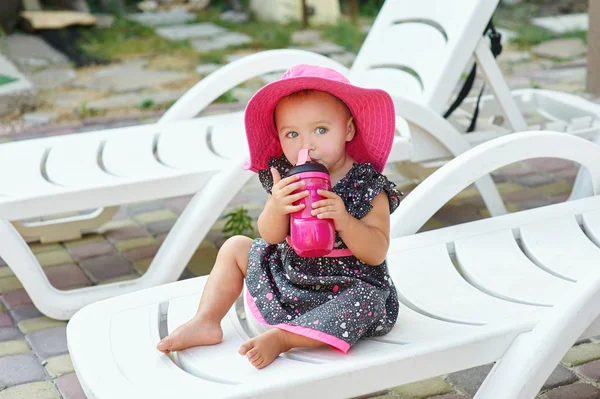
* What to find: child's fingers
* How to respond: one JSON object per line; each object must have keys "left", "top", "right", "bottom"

{"left": 316, "top": 211, "right": 334, "bottom": 219}
{"left": 316, "top": 189, "right": 338, "bottom": 198}
{"left": 280, "top": 174, "right": 301, "bottom": 186}
{"left": 311, "top": 206, "right": 334, "bottom": 216}
{"left": 285, "top": 190, "right": 309, "bottom": 204}
{"left": 286, "top": 203, "right": 305, "bottom": 213}
{"left": 270, "top": 168, "right": 281, "bottom": 185}
{"left": 278, "top": 180, "right": 306, "bottom": 196}
{"left": 274, "top": 175, "right": 302, "bottom": 192}
{"left": 311, "top": 199, "right": 335, "bottom": 208}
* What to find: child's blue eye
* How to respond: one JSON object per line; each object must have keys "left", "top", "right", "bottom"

{"left": 315, "top": 127, "right": 327, "bottom": 135}
{"left": 286, "top": 131, "right": 298, "bottom": 138}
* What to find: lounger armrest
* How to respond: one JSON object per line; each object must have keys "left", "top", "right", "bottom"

{"left": 391, "top": 96, "right": 477, "bottom": 154}
{"left": 160, "top": 49, "right": 350, "bottom": 122}
{"left": 476, "top": 271, "right": 600, "bottom": 398}
{"left": 391, "top": 131, "right": 600, "bottom": 237}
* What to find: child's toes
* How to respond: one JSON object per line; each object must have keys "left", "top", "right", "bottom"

{"left": 238, "top": 340, "right": 254, "bottom": 355}
{"left": 249, "top": 352, "right": 264, "bottom": 368}
{"left": 254, "top": 357, "right": 267, "bottom": 369}
{"left": 246, "top": 347, "right": 260, "bottom": 361}
{"left": 156, "top": 338, "right": 171, "bottom": 353}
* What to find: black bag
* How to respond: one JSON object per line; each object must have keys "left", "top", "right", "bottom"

{"left": 443, "top": 20, "right": 503, "bottom": 132}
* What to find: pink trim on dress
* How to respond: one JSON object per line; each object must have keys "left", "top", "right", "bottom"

{"left": 285, "top": 236, "right": 353, "bottom": 258}
{"left": 245, "top": 290, "right": 351, "bottom": 354}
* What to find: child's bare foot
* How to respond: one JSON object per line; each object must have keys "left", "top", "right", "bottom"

{"left": 238, "top": 329, "right": 289, "bottom": 369}
{"left": 156, "top": 317, "right": 223, "bottom": 354}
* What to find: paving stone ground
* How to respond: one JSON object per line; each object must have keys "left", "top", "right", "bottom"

{"left": 4, "top": 6, "right": 592, "bottom": 125}
{"left": 1, "top": 7, "right": 600, "bottom": 399}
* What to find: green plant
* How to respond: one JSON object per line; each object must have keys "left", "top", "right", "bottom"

{"left": 357, "top": 0, "right": 385, "bottom": 17}
{"left": 86, "top": 0, "right": 137, "bottom": 14}
{"left": 0, "top": 75, "right": 17, "bottom": 86}
{"left": 78, "top": 18, "right": 195, "bottom": 59}
{"left": 194, "top": 7, "right": 297, "bottom": 50}
{"left": 0, "top": 27, "right": 9, "bottom": 58}
{"left": 561, "top": 29, "right": 587, "bottom": 43}
{"left": 222, "top": 207, "right": 255, "bottom": 238}
{"left": 78, "top": 103, "right": 105, "bottom": 118}
{"left": 217, "top": 90, "right": 237, "bottom": 103}
{"left": 511, "top": 26, "right": 587, "bottom": 49}
{"left": 511, "top": 25, "right": 555, "bottom": 47}
{"left": 252, "top": 25, "right": 294, "bottom": 49}
{"left": 323, "top": 20, "right": 368, "bottom": 53}
{"left": 208, "top": 0, "right": 251, "bottom": 12}
{"left": 198, "top": 50, "right": 228, "bottom": 64}
{"left": 139, "top": 99, "right": 155, "bottom": 109}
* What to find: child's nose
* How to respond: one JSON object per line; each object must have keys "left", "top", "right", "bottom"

{"left": 300, "top": 136, "right": 315, "bottom": 152}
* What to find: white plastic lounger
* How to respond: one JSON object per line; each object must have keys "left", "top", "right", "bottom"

{"left": 12, "top": 0, "right": 600, "bottom": 241}
{"left": 6, "top": 0, "right": 600, "bottom": 320}
{"left": 67, "top": 131, "right": 600, "bottom": 399}
{"left": 0, "top": 52, "right": 348, "bottom": 320}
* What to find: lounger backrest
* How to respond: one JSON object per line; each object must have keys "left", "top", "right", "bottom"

{"left": 350, "top": 0, "right": 500, "bottom": 114}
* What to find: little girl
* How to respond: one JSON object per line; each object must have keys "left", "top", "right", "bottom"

{"left": 157, "top": 64, "right": 402, "bottom": 369}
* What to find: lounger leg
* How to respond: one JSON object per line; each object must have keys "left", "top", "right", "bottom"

{"left": 569, "top": 166, "right": 592, "bottom": 201}
{"left": 0, "top": 161, "right": 253, "bottom": 320}
{"left": 474, "top": 272, "right": 600, "bottom": 399}
{"left": 0, "top": 219, "right": 100, "bottom": 320}
{"left": 567, "top": 133, "right": 600, "bottom": 201}
{"left": 568, "top": 131, "right": 600, "bottom": 201}
{"left": 472, "top": 175, "right": 507, "bottom": 217}
{"left": 134, "top": 161, "right": 254, "bottom": 287}
{"left": 474, "top": 39, "right": 528, "bottom": 132}
{"left": 0, "top": 219, "right": 184, "bottom": 320}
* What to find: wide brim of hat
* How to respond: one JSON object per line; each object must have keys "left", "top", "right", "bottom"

{"left": 243, "top": 75, "right": 395, "bottom": 173}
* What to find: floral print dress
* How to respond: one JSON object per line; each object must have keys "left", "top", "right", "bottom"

{"left": 244, "top": 156, "right": 403, "bottom": 353}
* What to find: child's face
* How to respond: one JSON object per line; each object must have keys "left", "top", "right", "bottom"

{"left": 274, "top": 91, "right": 355, "bottom": 172}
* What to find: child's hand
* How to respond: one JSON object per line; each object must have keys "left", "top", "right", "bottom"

{"left": 269, "top": 168, "right": 309, "bottom": 215}
{"left": 311, "top": 190, "right": 351, "bottom": 231}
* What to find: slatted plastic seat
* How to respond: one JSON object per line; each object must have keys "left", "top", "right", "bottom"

{"left": 0, "top": 115, "right": 237, "bottom": 219}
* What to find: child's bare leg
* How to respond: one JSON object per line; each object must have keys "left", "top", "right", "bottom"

{"left": 239, "top": 329, "right": 325, "bottom": 369}
{"left": 156, "top": 235, "right": 252, "bottom": 353}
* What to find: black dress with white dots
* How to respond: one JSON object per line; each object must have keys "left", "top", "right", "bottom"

{"left": 244, "top": 155, "right": 403, "bottom": 352}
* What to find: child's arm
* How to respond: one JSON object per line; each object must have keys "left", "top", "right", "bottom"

{"left": 258, "top": 197, "right": 289, "bottom": 244}
{"left": 258, "top": 168, "right": 308, "bottom": 245}
{"left": 312, "top": 190, "right": 390, "bottom": 266}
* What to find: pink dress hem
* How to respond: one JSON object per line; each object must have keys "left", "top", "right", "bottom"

{"left": 245, "top": 290, "right": 351, "bottom": 354}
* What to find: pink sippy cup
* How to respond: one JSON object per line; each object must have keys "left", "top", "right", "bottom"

{"left": 287, "top": 149, "right": 335, "bottom": 257}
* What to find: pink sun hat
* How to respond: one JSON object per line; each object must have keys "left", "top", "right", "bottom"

{"left": 243, "top": 64, "right": 396, "bottom": 173}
